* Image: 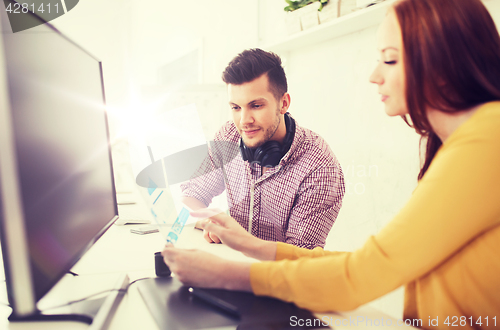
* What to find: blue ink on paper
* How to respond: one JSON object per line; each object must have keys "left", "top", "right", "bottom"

{"left": 166, "top": 207, "right": 190, "bottom": 245}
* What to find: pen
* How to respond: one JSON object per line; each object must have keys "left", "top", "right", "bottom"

{"left": 188, "top": 287, "right": 241, "bottom": 318}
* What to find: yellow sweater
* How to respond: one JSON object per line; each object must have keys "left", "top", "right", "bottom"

{"left": 250, "top": 102, "right": 500, "bottom": 329}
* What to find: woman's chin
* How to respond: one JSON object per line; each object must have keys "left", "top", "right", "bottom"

{"left": 384, "top": 105, "right": 408, "bottom": 117}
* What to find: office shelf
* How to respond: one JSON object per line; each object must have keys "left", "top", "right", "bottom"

{"left": 262, "top": 0, "right": 395, "bottom": 53}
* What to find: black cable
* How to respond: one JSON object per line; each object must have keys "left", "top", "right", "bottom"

{"left": 41, "top": 288, "right": 119, "bottom": 311}
{"left": 39, "top": 276, "right": 154, "bottom": 312}
{"left": 0, "top": 276, "right": 155, "bottom": 311}
{"left": 125, "top": 276, "right": 152, "bottom": 288}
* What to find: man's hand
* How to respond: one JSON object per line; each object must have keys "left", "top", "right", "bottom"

{"left": 191, "top": 208, "right": 277, "bottom": 261}
{"left": 161, "top": 244, "right": 252, "bottom": 291}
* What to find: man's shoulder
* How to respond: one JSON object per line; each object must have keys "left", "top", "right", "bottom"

{"left": 298, "top": 127, "right": 335, "bottom": 157}
{"left": 298, "top": 125, "right": 328, "bottom": 147}
{"left": 293, "top": 125, "right": 337, "bottom": 165}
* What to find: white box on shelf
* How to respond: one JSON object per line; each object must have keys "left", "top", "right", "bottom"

{"left": 300, "top": 1, "right": 321, "bottom": 30}
{"left": 357, "top": 0, "right": 373, "bottom": 7}
{"left": 285, "top": 9, "right": 302, "bottom": 35}
{"left": 318, "top": 0, "right": 339, "bottom": 24}
{"left": 339, "top": 0, "right": 358, "bottom": 16}
{"left": 356, "top": 0, "right": 385, "bottom": 8}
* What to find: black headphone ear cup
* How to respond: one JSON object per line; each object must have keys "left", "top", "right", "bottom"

{"left": 267, "top": 142, "right": 281, "bottom": 155}
{"left": 239, "top": 140, "right": 253, "bottom": 162}
{"left": 256, "top": 141, "right": 281, "bottom": 167}
{"left": 252, "top": 146, "right": 263, "bottom": 163}
{"left": 261, "top": 150, "right": 282, "bottom": 167}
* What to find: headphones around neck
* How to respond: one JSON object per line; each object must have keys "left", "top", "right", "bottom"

{"left": 239, "top": 113, "right": 296, "bottom": 168}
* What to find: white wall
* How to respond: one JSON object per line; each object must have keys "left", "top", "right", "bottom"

{"left": 48, "top": 0, "right": 500, "bottom": 319}
{"left": 53, "top": 0, "right": 259, "bottom": 101}
{"left": 52, "top": 0, "right": 260, "bottom": 193}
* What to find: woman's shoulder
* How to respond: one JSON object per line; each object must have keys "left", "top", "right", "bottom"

{"left": 475, "top": 101, "right": 500, "bottom": 120}
{"left": 448, "top": 101, "right": 500, "bottom": 145}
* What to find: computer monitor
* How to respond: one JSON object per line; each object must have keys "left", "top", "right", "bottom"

{"left": 0, "top": 1, "right": 118, "bottom": 322}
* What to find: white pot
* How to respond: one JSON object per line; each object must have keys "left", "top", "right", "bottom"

{"left": 339, "top": 0, "right": 358, "bottom": 16}
{"left": 318, "top": 0, "right": 340, "bottom": 24}
{"left": 299, "top": 1, "right": 321, "bottom": 30}
{"left": 285, "top": 9, "right": 302, "bottom": 35}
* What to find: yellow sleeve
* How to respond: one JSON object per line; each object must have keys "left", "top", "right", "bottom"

{"left": 250, "top": 103, "right": 500, "bottom": 312}
{"left": 275, "top": 242, "right": 345, "bottom": 260}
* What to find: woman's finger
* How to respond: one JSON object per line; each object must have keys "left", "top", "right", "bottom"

{"left": 203, "top": 229, "right": 215, "bottom": 243}
{"left": 203, "top": 221, "right": 224, "bottom": 238}
{"left": 161, "top": 246, "right": 176, "bottom": 263}
{"left": 209, "top": 231, "right": 221, "bottom": 244}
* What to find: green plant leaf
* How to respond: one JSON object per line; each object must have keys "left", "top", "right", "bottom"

{"left": 284, "top": 0, "right": 330, "bottom": 12}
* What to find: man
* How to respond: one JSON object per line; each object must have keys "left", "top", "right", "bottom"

{"left": 181, "top": 48, "right": 344, "bottom": 249}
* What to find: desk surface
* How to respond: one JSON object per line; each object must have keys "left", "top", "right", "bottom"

{"left": 1, "top": 221, "right": 416, "bottom": 330}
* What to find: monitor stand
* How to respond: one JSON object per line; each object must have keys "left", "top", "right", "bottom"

{"left": 9, "top": 273, "right": 129, "bottom": 329}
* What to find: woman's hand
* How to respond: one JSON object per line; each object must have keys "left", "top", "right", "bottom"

{"left": 199, "top": 219, "right": 223, "bottom": 244}
{"left": 191, "top": 208, "right": 277, "bottom": 261}
{"left": 161, "top": 244, "right": 252, "bottom": 291}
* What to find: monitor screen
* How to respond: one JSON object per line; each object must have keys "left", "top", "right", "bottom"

{"left": 0, "top": 2, "right": 118, "bottom": 316}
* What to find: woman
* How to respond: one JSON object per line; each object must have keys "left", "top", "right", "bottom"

{"left": 162, "top": 0, "right": 500, "bottom": 327}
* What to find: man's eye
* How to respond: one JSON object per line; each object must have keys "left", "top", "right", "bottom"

{"left": 384, "top": 61, "right": 397, "bottom": 65}
{"left": 231, "top": 106, "right": 240, "bottom": 111}
{"left": 253, "top": 104, "right": 262, "bottom": 108}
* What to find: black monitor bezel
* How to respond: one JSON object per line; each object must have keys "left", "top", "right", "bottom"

{"left": 0, "top": 2, "right": 119, "bottom": 318}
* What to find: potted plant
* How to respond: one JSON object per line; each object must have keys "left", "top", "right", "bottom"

{"left": 284, "top": 0, "right": 328, "bottom": 33}
{"left": 284, "top": 0, "right": 343, "bottom": 33}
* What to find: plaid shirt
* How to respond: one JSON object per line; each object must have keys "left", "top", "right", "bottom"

{"left": 181, "top": 116, "right": 345, "bottom": 249}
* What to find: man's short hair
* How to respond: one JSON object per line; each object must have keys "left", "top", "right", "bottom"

{"left": 222, "top": 48, "right": 288, "bottom": 101}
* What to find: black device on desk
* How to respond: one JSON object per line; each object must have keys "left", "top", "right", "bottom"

{"left": 137, "top": 276, "right": 331, "bottom": 330}
{"left": 188, "top": 287, "right": 241, "bottom": 318}
{"left": 0, "top": 1, "right": 123, "bottom": 325}
{"left": 155, "top": 252, "right": 172, "bottom": 277}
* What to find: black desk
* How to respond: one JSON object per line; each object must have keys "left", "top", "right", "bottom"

{"left": 137, "top": 276, "right": 330, "bottom": 330}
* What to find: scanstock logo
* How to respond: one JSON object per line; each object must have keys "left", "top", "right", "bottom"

{"left": 3, "top": 0, "right": 79, "bottom": 32}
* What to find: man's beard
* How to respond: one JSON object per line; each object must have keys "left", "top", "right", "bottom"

{"left": 243, "top": 108, "right": 281, "bottom": 149}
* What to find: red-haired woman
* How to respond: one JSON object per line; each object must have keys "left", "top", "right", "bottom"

{"left": 162, "top": 0, "right": 500, "bottom": 327}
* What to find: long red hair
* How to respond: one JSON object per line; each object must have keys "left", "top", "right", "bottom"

{"left": 393, "top": 0, "right": 500, "bottom": 180}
